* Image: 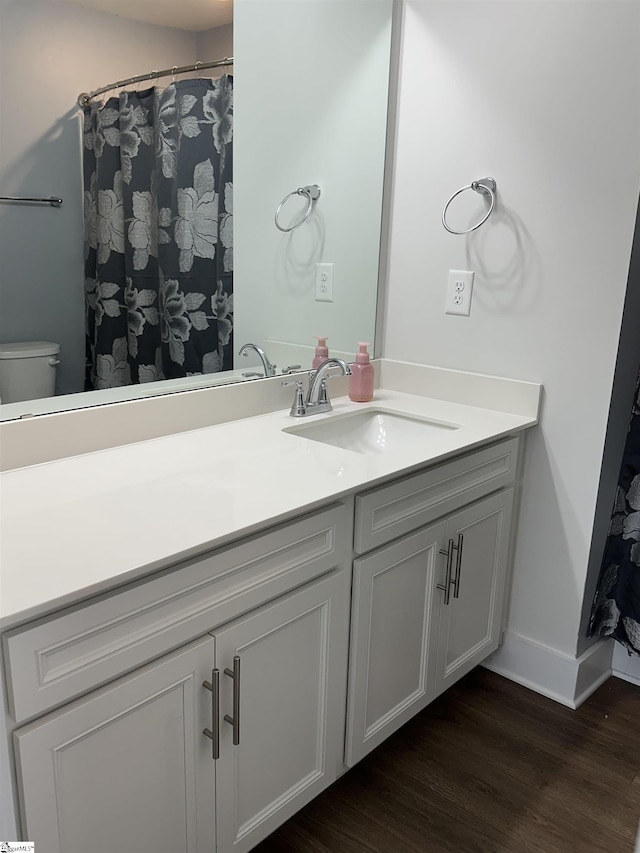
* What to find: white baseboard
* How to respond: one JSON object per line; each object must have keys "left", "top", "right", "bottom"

{"left": 612, "top": 642, "right": 640, "bottom": 687}
{"left": 482, "top": 632, "right": 613, "bottom": 709}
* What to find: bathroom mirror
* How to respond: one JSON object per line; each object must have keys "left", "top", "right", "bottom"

{"left": 0, "top": 0, "right": 395, "bottom": 421}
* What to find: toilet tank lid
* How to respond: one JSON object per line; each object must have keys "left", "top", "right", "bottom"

{"left": 0, "top": 341, "right": 60, "bottom": 359}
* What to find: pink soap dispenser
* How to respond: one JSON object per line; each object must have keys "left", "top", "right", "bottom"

{"left": 312, "top": 336, "right": 329, "bottom": 369}
{"left": 349, "top": 342, "right": 374, "bottom": 403}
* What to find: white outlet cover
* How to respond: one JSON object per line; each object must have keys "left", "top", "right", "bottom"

{"left": 445, "top": 269, "right": 474, "bottom": 316}
{"left": 315, "top": 263, "right": 334, "bottom": 302}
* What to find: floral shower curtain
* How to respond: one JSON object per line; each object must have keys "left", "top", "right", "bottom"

{"left": 82, "top": 75, "right": 233, "bottom": 389}
{"left": 590, "top": 371, "right": 640, "bottom": 653}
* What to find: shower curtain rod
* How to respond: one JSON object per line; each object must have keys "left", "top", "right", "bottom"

{"left": 77, "top": 56, "right": 234, "bottom": 107}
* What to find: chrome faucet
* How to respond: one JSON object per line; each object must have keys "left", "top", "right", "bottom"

{"left": 284, "top": 357, "right": 351, "bottom": 417}
{"left": 238, "top": 343, "right": 276, "bottom": 377}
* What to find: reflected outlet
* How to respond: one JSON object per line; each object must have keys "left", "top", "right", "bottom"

{"left": 315, "top": 263, "right": 334, "bottom": 302}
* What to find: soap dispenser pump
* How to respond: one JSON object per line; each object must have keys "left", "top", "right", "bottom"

{"left": 312, "top": 336, "right": 329, "bottom": 369}
{"left": 349, "top": 342, "right": 374, "bottom": 403}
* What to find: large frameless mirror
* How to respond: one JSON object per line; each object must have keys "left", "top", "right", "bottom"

{"left": 0, "top": 0, "right": 395, "bottom": 421}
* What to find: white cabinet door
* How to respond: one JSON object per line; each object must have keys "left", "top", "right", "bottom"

{"left": 13, "top": 637, "right": 216, "bottom": 853}
{"left": 434, "top": 488, "right": 514, "bottom": 697}
{"left": 214, "top": 570, "right": 349, "bottom": 853}
{"left": 346, "top": 487, "right": 516, "bottom": 767}
{"left": 345, "top": 521, "right": 447, "bottom": 767}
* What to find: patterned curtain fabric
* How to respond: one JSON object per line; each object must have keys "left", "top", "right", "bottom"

{"left": 82, "top": 76, "right": 233, "bottom": 389}
{"left": 590, "top": 373, "right": 640, "bottom": 653}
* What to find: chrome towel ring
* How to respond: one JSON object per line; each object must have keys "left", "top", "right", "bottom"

{"left": 275, "top": 184, "right": 321, "bottom": 232}
{"left": 442, "top": 177, "right": 497, "bottom": 235}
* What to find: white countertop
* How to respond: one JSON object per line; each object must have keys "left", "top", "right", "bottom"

{"left": 0, "top": 384, "right": 538, "bottom": 631}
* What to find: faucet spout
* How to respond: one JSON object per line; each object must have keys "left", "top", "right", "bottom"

{"left": 305, "top": 358, "right": 351, "bottom": 410}
{"left": 238, "top": 343, "right": 276, "bottom": 377}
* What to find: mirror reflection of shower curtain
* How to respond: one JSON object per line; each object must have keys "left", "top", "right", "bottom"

{"left": 590, "top": 371, "right": 640, "bottom": 654}
{"left": 82, "top": 76, "right": 233, "bottom": 389}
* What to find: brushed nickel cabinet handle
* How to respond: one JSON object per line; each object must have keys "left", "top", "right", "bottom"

{"left": 224, "top": 655, "right": 241, "bottom": 745}
{"left": 437, "top": 540, "right": 455, "bottom": 606}
{"left": 202, "top": 668, "right": 220, "bottom": 760}
{"left": 452, "top": 533, "right": 464, "bottom": 599}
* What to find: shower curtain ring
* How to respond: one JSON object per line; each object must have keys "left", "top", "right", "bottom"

{"left": 195, "top": 61, "right": 202, "bottom": 78}
{"left": 172, "top": 66, "right": 178, "bottom": 83}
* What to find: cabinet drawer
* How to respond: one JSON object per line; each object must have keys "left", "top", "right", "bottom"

{"left": 4, "top": 504, "right": 348, "bottom": 724}
{"left": 354, "top": 437, "right": 519, "bottom": 553}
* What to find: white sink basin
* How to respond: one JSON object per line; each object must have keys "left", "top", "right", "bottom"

{"left": 283, "top": 409, "right": 459, "bottom": 454}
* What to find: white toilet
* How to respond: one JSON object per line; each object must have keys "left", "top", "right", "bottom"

{"left": 0, "top": 341, "right": 61, "bottom": 404}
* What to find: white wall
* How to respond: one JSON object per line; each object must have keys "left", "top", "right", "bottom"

{"left": 0, "top": 2, "right": 197, "bottom": 394}
{"left": 384, "top": 1, "right": 640, "bottom": 658}
{"left": 234, "top": 0, "right": 393, "bottom": 367}
{"left": 196, "top": 22, "right": 233, "bottom": 60}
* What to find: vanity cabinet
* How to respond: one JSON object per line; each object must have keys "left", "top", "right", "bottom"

{"left": 8, "top": 509, "right": 351, "bottom": 853}
{"left": 345, "top": 439, "right": 518, "bottom": 766}
{"left": 3, "top": 435, "right": 524, "bottom": 852}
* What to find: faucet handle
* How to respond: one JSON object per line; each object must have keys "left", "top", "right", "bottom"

{"left": 281, "top": 364, "right": 302, "bottom": 375}
{"left": 282, "top": 379, "right": 306, "bottom": 418}
{"left": 317, "top": 379, "right": 329, "bottom": 406}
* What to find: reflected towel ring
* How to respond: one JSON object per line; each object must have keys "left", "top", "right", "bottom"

{"left": 275, "top": 185, "right": 321, "bottom": 232}
{"left": 442, "top": 177, "right": 497, "bottom": 235}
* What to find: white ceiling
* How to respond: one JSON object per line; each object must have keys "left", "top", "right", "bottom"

{"left": 66, "top": 0, "right": 233, "bottom": 32}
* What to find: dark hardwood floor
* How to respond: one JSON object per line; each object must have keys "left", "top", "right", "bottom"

{"left": 253, "top": 668, "right": 640, "bottom": 853}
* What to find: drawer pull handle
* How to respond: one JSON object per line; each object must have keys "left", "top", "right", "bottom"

{"left": 452, "top": 533, "right": 464, "bottom": 598}
{"left": 224, "top": 655, "right": 241, "bottom": 745}
{"left": 437, "top": 540, "right": 455, "bottom": 606}
{"left": 202, "top": 668, "right": 220, "bottom": 760}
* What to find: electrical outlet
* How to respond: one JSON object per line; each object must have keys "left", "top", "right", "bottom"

{"left": 315, "top": 263, "right": 334, "bottom": 302}
{"left": 445, "top": 270, "right": 474, "bottom": 316}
